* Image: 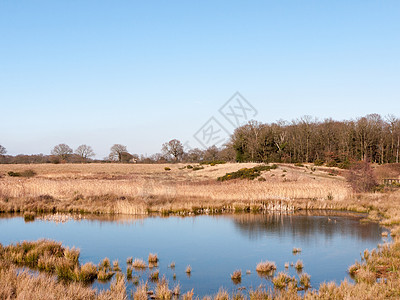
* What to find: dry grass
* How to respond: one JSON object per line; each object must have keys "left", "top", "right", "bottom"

{"left": 185, "top": 265, "right": 192, "bottom": 274}
{"left": 155, "top": 276, "right": 172, "bottom": 299}
{"left": 292, "top": 248, "right": 302, "bottom": 254}
{"left": 148, "top": 253, "right": 158, "bottom": 263}
{"left": 132, "top": 258, "right": 147, "bottom": 269}
{"left": 256, "top": 261, "right": 277, "bottom": 273}
{"left": 295, "top": 260, "right": 304, "bottom": 270}
{"left": 0, "top": 163, "right": 352, "bottom": 215}
{"left": 132, "top": 281, "right": 148, "bottom": 300}
{"left": 230, "top": 270, "right": 242, "bottom": 284}
{"left": 0, "top": 263, "right": 126, "bottom": 300}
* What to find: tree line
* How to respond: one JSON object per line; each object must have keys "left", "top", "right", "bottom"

{"left": 0, "top": 114, "right": 399, "bottom": 165}
{"left": 231, "top": 114, "right": 400, "bottom": 165}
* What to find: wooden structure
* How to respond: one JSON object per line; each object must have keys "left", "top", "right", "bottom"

{"left": 383, "top": 178, "right": 400, "bottom": 185}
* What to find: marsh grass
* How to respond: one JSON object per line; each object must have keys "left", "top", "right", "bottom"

{"left": 132, "top": 258, "right": 147, "bottom": 269}
{"left": 292, "top": 248, "right": 302, "bottom": 254}
{"left": 230, "top": 270, "right": 241, "bottom": 284}
{"left": 299, "top": 273, "right": 311, "bottom": 289}
{"left": 148, "top": 253, "right": 158, "bottom": 263}
{"left": 97, "top": 257, "right": 115, "bottom": 281}
{"left": 182, "top": 289, "right": 194, "bottom": 300}
{"left": 169, "top": 261, "right": 175, "bottom": 268}
{"left": 185, "top": 265, "right": 192, "bottom": 274}
{"left": 272, "top": 272, "right": 297, "bottom": 289}
{"left": 113, "top": 260, "right": 121, "bottom": 272}
{"left": 127, "top": 257, "right": 133, "bottom": 264}
{"left": 295, "top": 260, "right": 304, "bottom": 270}
{"left": 150, "top": 270, "right": 159, "bottom": 281}
{"left": 0, "top": 265, "right": 126, "bottom": 300}
{"left": 155, "top": 276, "right": 172, "bottom": 299}
{"left": 133, "top": 281, "right": 148, "bottom": 300}
{"left": 126, "top": 267, "right": 132, "bottom": 280}
{"left": 256, "top": 261, "right": 276, "bottom": 273}
{"left": 173, "top": 283, "right": 180, "bottom": 296}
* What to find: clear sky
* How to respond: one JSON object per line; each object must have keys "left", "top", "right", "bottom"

{"left": 1, "top": 1, "right": 399, "bottom": 158}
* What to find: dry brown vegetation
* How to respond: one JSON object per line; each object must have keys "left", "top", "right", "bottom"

{"left": 1, "top": 163, "right": 400, "bottom": 299}
{"left": 0, "top": 163, "right": 352, "bottom": 215}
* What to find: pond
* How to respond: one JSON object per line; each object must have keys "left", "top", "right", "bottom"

{"left": 0, "top": 211, "right": 389, "bottom": 296}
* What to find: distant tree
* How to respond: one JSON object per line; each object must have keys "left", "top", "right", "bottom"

{"left": 162, "top": 139, "right": 184, "bottom": 162}
{"left": 51, "top": 144, "right": 73, "bottom": 161}
{"left": 203, "top": 145, "right": 220, "bottom": 161}
{"left": 120, "top": 151, "right": 134, "bottom": 163}
{"left": 0, "top": 145, "right": 6, "bottom": 156}
{"left": 185, "top": 148, "right": 204, "bottom": 162}
{"left": 109, "top": 144, "right": 128, "bottom": 162}
{"left": 75, "top": 145, "right": 95, "bottom": 161}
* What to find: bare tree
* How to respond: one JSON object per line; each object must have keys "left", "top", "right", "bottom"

{"left": 109, "top": 144, "right": 128, "bottom": 162}
{"left": 51, "top": 144, "right": 73, "bottom": 161}
{"left": 162, "top": 139, "right": 184, "bottom": 162}
{"left": 346, "top": 160, "right": 378, "bottom": 192}
{"left": 75, "top": 145, "right": 95, "bottom": 161}
{"left": 0, "top": 145, "right": 6, "bottom": 156}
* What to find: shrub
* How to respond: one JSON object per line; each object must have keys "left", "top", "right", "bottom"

{"left": 200, "top": 160, "right": 226, "bottom": 166}
{"left": 192, "top": 166, "right": 204, "bottom": 171}
{"left": 7, "top": 169, "right": 36, "bottom": 178}
{"left": 164, "top": 167, "right": 171, "bottom": 171}
{"left": 326, "top": 161, "right": 337, "bottom": 167}
{"left": 346, "top": 161, "right": 378, "bottom": 193}
{"left": 314, "top": 159, "right": 324, "bottom": 166}
{"left": 217, "top": 165, "right": 272, "bottom": 181}
{"left": 338, "top": 160, "right": 351, "bottom": 169}
{"left": 294, "top": 163, "right": 304, "bottom": 167}
{"left": 8, "top": 171, "right": 21, "bottom": 177}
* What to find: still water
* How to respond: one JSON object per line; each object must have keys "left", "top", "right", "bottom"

{"left": 0, "top": 212, "right": 388, "bottom": 296}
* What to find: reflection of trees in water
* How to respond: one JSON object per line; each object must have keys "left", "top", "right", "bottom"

{"left": 228, "top": 212, "right": 382, "bottom": 242}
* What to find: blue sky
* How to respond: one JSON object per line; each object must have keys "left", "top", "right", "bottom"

{"left": 1, "top": 1, "right": 399, "bottom": 158}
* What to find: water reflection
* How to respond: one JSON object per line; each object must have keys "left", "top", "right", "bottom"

{"left": 230, "top": 211, "right": 381, "bottom": 242}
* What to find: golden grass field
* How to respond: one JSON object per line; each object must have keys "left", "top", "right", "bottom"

{"left": 0, "top": 163, "right": 353, "bottom": 215}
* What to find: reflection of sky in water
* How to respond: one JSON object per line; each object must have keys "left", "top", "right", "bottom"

{"left": 0, "top": 213, "right": 386, "bottom": 297}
